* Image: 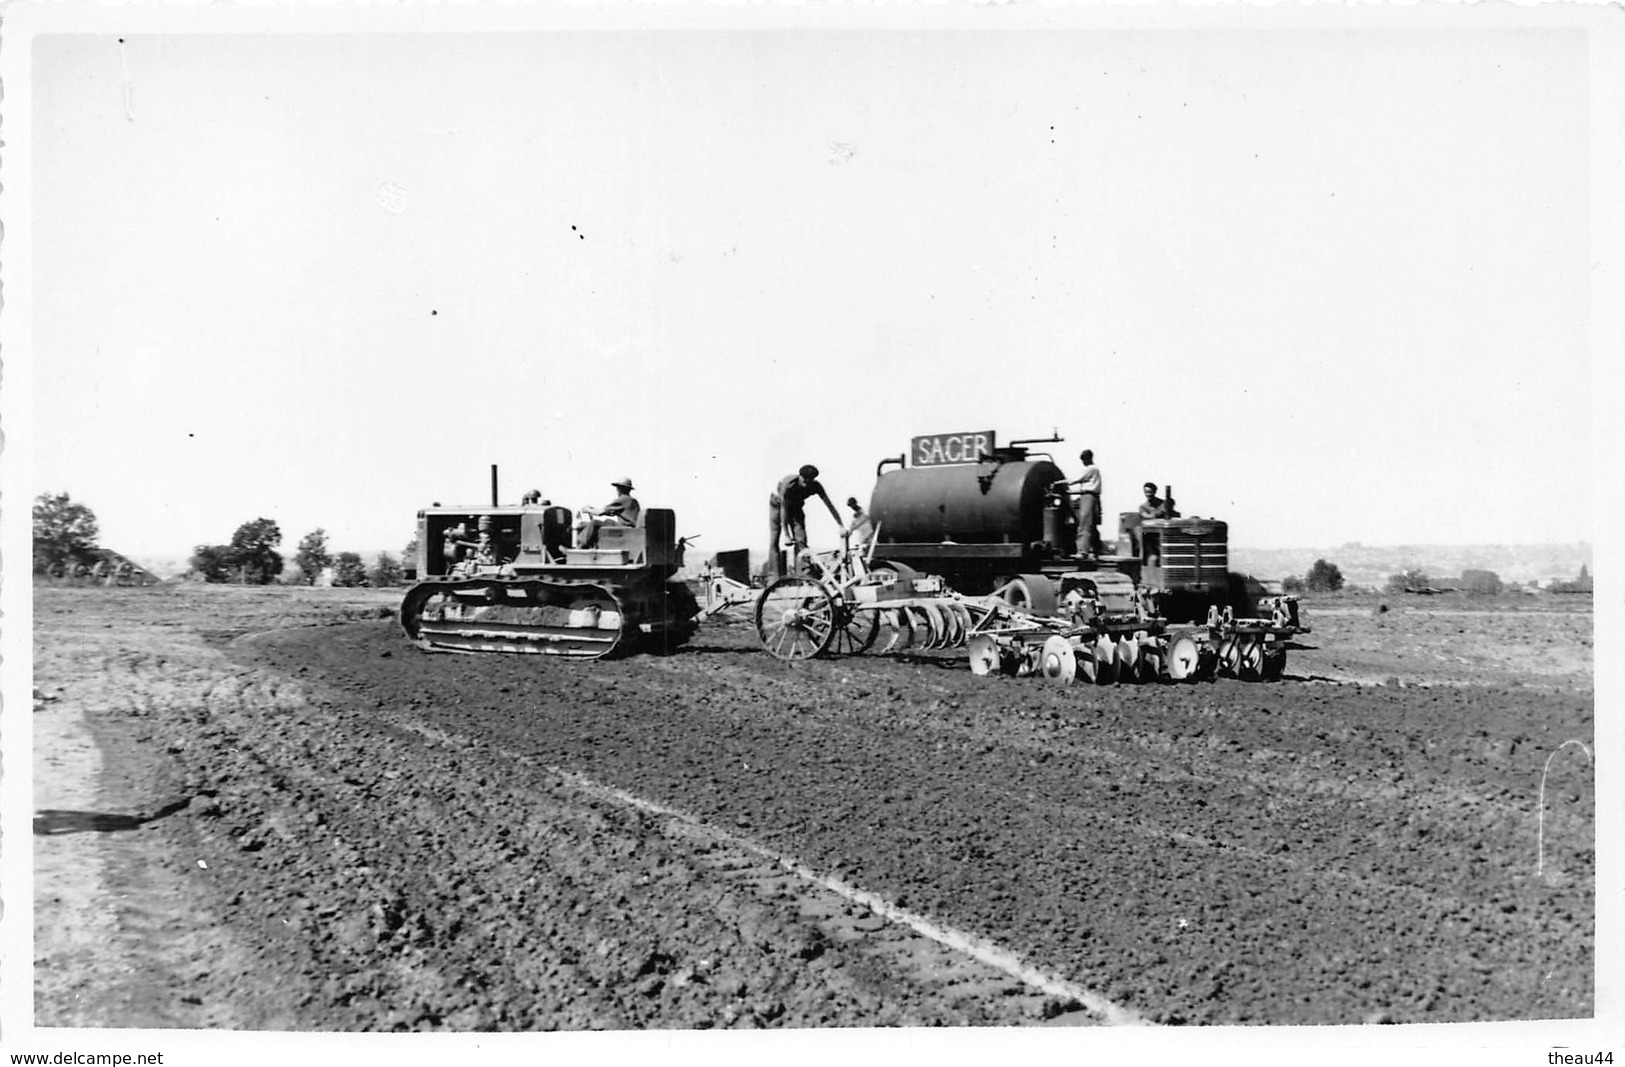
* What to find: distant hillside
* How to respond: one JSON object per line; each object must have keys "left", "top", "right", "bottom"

{"left": 1231, "top": 542, "right": 1593, "bottom": 589}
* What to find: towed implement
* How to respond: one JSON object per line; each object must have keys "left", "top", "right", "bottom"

{"left": 400, "top": 501, "right": 699, "bottom": 658}
{"left": 744, "top": 538, "right": 1299, "bottom": 683}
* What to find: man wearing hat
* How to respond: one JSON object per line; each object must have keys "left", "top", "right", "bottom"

{"left": 575, "top": 477, "right": 642, "bottom": 548}
{"left": 768, "top": 464, "right": 842, "bottom": 579}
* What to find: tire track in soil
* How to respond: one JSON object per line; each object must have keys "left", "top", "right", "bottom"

{"left": 228, "top": 616, "right": 1594, "bottom": 1026}
{"left": 124, "top": 627, "right": 1101, "bottom": 1030}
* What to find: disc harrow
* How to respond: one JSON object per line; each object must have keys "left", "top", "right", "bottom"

{"left": 746, "top": 557, "right": 1296, "bottom": 683}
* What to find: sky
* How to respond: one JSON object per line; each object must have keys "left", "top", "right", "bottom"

{"left": 20, "top": 16, "right": 1608, "bottom": 566}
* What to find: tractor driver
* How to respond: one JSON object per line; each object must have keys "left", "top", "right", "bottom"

{"left": 575, "top": 477, "right": 641, "bottom": 548}
{"left": 768, "top": 465, "right": 842, "bottom": 580}
{"left": 1139, "top": 482, "right": 1174, "bottom": 520}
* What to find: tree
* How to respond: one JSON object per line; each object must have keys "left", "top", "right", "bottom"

{"left": 1305, "top": 559, "right": 1345, "bottom": 593}
{"left": 295, "top": 529, "right": 332, "bottom": 586}
{"left": 331, "top": 551, "right": 369, "bottom": 587}
{"left": 33, "top": 492, "right": 99, "bottom": 571}
{"left": 369, "top": 552, "right": 404, "bottom": 588}
{"left": 189, "top": 544, "right": 236, "bottom": 583}
{"left": 1281, "top": 575, "right": 1306, "bottom": 594}
{"left": 1460, "top": 569, "right": 1503, "bottom": 595}
{"left": 229, "top": 518, "right": 284, "bottom": 584}
{"left": 401, "top": 536, "right": 421, "bottom": 580}
{"left": 1550, "top": 564, "right": 1593, "bottom": 594}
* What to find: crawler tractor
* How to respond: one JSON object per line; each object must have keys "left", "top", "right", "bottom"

{"left": 400, "top": 498, "right": 700, "bottom": 658}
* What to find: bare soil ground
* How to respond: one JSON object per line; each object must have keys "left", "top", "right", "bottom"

{"left": 32, "top": 584, "right": 1594, "bottom": 1030}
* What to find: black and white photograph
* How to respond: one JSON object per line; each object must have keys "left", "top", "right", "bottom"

{"left": 2, "top": 2, "right": 1620, "bottom": 1064}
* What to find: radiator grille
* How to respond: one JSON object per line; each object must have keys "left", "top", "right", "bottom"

{"left": 1160, "top": 525, "right": 1228, "bottom": 586}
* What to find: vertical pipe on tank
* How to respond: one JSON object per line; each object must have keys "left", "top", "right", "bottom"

{"left": 491, "top": 464, "right": 499, "bottom": 507}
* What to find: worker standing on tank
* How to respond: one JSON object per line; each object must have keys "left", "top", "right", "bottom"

{"left": 768, "top": 465, "right": 842, "bottom": 579}
{"left": 1054, "top": 449, "right": 1104, "bottom": 558}
{"left": 575, "top": 477, "right": 641, "bottom": 548}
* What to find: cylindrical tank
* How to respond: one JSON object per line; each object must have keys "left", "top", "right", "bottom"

{"left": 869, "top": 458, "right": 1066, "bottom": 548}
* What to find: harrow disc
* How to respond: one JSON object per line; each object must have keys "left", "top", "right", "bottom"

{"left": 1237, "top": 634, "right": 1265, "bottom": 681}
{"left": 918, "top": 602, "right": 949, "bottom": 649}
{"left": 1216, "top": 634, "right": 1242, "bottom": 677}
{"left": 1116, "top": 635, "right": 1139, "bottom": 680}
{"left": 880, "top": 608, "right": 914, "bottom": 653}
{"left": 1092, "top": 635, "right": 1119, "bottom": 685}
{"left": 1039, "top": 635, "right": 1077, "bottom": 686}
{"left": 901, "top": 604, "right": 934, "bottom": 649}
{"left": 756, "top": 577, "right": 837, "bottom": 660}
{"left": 967, "top": 634, "right": 1001, "bottom": 676}
{"left": 1166, "top": 633, "right": 1200, "bottom": 680}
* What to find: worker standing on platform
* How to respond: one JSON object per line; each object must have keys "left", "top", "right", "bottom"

{"left": 768, "top": 465, "right": 842, "bottom": 579}
{"left": 1054, "top": 449, "right": 1104, "bottom": 558}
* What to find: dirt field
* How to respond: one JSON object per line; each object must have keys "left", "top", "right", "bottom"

{"left": 32, "top": 583, "right": 1595, "bottom": 1030}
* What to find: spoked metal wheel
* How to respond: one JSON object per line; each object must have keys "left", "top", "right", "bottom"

{"left": 1039, "top": 635, "right": 1077, "bottom": 686}
{"left": 828, "top": 604, "right": 881, "bottom": 656}
{"left": 756, "top": 577, "right": 838, "bottom": 660}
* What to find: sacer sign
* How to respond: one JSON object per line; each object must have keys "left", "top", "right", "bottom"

{"left": 911, "top": 431, "right": 996, "bottom": 467}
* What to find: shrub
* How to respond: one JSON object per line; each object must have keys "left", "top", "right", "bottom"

{"left": 1386, "top": 568, "right": 1429, "bottom": 594}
